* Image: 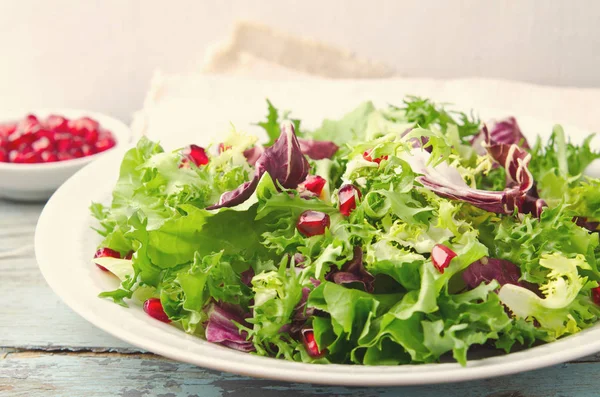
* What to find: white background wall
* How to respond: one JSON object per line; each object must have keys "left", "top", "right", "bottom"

{"left": 0, "top": 0, "right": 598, "bottom": 122}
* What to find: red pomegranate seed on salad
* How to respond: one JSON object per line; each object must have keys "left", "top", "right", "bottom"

{"left": 124, "top": 251, "right": 134, "bottom": 260}
{"left": 302, "top": 330, "right": 324, "bottom": 358}
{"left": 431, "top": 244, "right": 457, "bottom": 273}
{"left": 363, "top": 149, "right": 388, "bottom": 164}
{"left": 143, "top": 298, "right": 171, "bottom": 323}
{"left": 303, "top": 175, "right": 327, "bottom": 196}
{"left": 338, "top": 184, "right": 362, "bottom": 216}
{"left": 592, "top": 287, "right": 600, "bottom": 306}
{"left": 297, "top": 210, "right": 330, "bottom": 237}
{"left": 93, "top": 247, "right": 121, "bottom": 272}
{"left": 183, "top": 144, "right": 209, "bottom": 166}
{"left": 45, "top": 115, "right": 69, "bottom": 132}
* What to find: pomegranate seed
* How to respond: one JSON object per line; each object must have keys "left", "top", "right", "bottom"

{"left": 143, "top": 298, "right": 171, "bottom": 323}
{"left": 95, "top": 135, "right": 116, "bottom": 153}
{"left": 592, "top": 287, "right": 600, "bottom": 305}
{"left": 68, "top": 117, "right": 99, "bottom": 136}
{"left": 56, "top": 138, "right": 71, "bottom": 153}
{"left": 71, "top": 148, "right": 85, "bottom": 158}
{"left": 84, "top": 129, "right": 99, "bottom": 143}
{"left": 57, "top": 152, "right": 75, "bottom": 161}
{"left": 10, "top": 150, "right": 38, "bottom": 163}
{"left": 81, "top": 144, "right": 96, "bottom": 157}
{"left": 19, "top": 114, "right": 40, "bottom": 133}
{"left": 0, "top": 149, "right": 7, "bottom": 162}
{"left": 183, "top": 144, "right": 209, "bottom": 166}
{"left": 2, "top": 114, "right": 112, "bottom": 164}
{"left": 94, "top": 247, "right": 121, "bottom": 272}
{"left": 363, "top": 149, "right": 388, "bottom": 164}
{"left": 218, "top": 142, "right": 232, "bottom": 153}
{"left": 7, "top": 131, "right": 36, "bottom": 151}
{"left": 302, "top": 329, "right": 324, "bottom": 358}
{"left": 124, "top": 251, "right": 134, "bottom": 260}
{"left": 338, "top": 184, "right": 361, "bottom": 216}
{"left": 94, "top": 247, "right": 120, "bottom": 258}
{"left": 45, "top": 115, "right": 69, "bottom": 132}
{"left": 431, "top": 244, "right": 457, "bottom": 273}
{"left": 31, "top": 137, "right": 53, "bottom": 152}
{"left": 302, "top": 175, "right": 327, "bottom": 196}
{"left": 39, "top": 151, "right": 58, "bottom": 163}
{"left": 0, "top": 123, "right": 17, "bottom": 138}
{"left": 36, "top": 128, "right": 57, "bottom": 142}
{"left": 297, "top": 210, "right": 330, "bottom": 237}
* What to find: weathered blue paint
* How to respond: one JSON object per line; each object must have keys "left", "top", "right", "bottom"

{"left": 2, "top": 352, "right": 600, "bottom": 397}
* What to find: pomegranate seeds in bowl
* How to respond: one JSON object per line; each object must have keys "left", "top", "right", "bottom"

{"left": 0, "top": 108, "right": 129, "bottom": 200}
{"left": 0, "top": 113, "right": 116, "bottom": 164}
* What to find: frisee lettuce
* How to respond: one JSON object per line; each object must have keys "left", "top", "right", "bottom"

{"left": 92, "top": 97, "right": 600, "bottom": 366}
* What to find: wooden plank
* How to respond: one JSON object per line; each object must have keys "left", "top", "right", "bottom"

{"left": 1, "top": 350, "right": 600, "bottom": 397}
{"left": 0, "top": 199, "right": 137, "bottom": 352}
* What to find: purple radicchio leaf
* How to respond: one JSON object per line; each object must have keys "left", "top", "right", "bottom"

{"left": 297, "top": 138, "right": 339, "bottom": 160}
{"left": 483, "top": 125, "right": 533, "bottom": 191}
{"left": 482, "top": 124, "right": 547, "bottom": 217}
{"left": 287, "top": 277, "right": 321, "bottom": 335}
{"left": 401, "top": 127, "right": 431, "bottom": 152}
{"left": 255, "top": 122, "right": 310, "bottom": 189}
{"left": 243, "top": 145, "right": 265, "bottom": 166}
{"left": 471, "top": 116, "right": 530, "bottom": 155}
{"left": 326, "top": 246, "right": 375, "bottom": 292}
{"left": 407, "top": 149, "right": 525, "bottom": 214}
{"left": 205, "top": 303, "right": 254, "bottom": 352}
{"left": 207, "top": 121, "right": 310, "bottom": 209}
{"left": 244, "top": 138, "right": 338, "bottom": 164}
{"left": 240, "top": 268, "right": 255, "bottom": 287}
{"left": 574, "top": 216, "right": 600, "bottom": 233}
{"left": 462, "top": 257, "right": 539, "bottom": 293}
{"left": 410, "top": 125, "right": 544, "bottom": 217}
{"left": 208, "top": 178, "right": 260, "bottom": 209}
{"left": 293, "top": 253, "right": 307, "bottom": 267}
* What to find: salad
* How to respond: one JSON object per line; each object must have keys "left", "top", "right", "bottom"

{"left": 91, "top": 97, "right": 600, "bottom": 365}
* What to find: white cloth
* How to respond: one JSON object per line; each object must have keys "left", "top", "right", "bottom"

{"left": 132, "top": 22, "right": 600, "bottom": 150}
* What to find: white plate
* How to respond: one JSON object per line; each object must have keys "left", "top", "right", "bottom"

{"left": 36, "top": 110, "right": 600, "bottom": 386}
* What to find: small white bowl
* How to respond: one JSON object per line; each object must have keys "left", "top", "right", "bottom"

{"left": 0, "top": 108, "right": 131, "bottom": 201}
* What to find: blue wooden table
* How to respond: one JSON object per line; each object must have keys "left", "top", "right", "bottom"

{"left": 2, "top": 198, "right": 600, "bottom": 396}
